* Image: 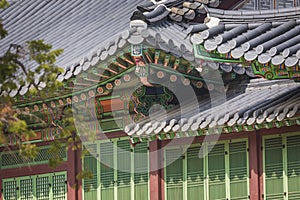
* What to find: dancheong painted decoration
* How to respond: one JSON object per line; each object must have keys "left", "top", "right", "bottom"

{"left": 1, "top": 0, "right": 300, "bottom": 200}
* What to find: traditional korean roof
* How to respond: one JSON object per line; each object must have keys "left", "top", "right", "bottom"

{"left": 190, "top": 7, "right": 300, "bottom": 68}
{"left": 0, "top": 0, "right": 248, "bottom": 98}
{"left": 133, "top": 4, "right": 300, "bottom": 80}
{"left": 0, "top": 0, "right": 149, "bottom": 69}
{"left": 125, "top": 78, "right": 300, "bottom": 137}
{"left": 1, "top": 0, "right": 299, "bottom": 143}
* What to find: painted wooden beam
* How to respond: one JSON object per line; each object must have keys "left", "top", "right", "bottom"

{"left": 0, "top": 162, "right": 68, "bottom": 179}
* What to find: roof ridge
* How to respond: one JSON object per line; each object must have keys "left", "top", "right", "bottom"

{"left": 209, "top": 6, "right": 300, "bottom": 23}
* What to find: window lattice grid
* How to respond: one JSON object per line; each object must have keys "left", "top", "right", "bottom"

{"left": 1, "top": 146, "right": 67, "bottom": 169}
{"left": 34, "top": 146, "right": 67, "bottom": 163}
{"left": 1, "top": 152, "right": 31, "bottom": 167}
{"left": 20, "top": 178, "right": 34, "bottom": 200}
{"left": 3, "top": 180, "right": 18, "bottom": 200}
{"left": 36, "top": 176, "right": 50, "bottom": 200}
{"left": 52, "top": 174, "right": 67, "bottom": 200}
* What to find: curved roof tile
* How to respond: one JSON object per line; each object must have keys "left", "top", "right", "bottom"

{"left": 126, "top": 79, "right": 300, "bottom": 136}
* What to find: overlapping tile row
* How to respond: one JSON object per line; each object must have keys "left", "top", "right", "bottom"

{"left": 125, "top": 79, "right": 300, "bottom": 136}
{"left": 135, "top": 0, "right": 220, "bottom": 24}
{"left": 189, "top": 7, "right": 300, "bottom": 70}
{"left": 241, "top": 0, "right": 300, "bottom": 10}
{"left": 145, "top": 22, "right": 255, "bottom": 76}
{"left": 0, "top": 0, "right": 148, "bottom": 96}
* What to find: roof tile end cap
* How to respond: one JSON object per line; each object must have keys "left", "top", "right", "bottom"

{"left": 271, "top": 55, "right": 285, "bottom": 66}
{"left": 231, "top": 47, "right": 244, "bottom": 59}
{"left": 285, "top": 56, "right": 299, "bottom": 67}
{"left": 190, "top": 33, "right": 203, "bottom": 45}
{"left": 244, "top": 50, "right": 258, "bottom": 62}
{"left": 258, "top": 53, "right": 272, "bottom": 64}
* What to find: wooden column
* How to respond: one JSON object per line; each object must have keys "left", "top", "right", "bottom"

{"left": 248, "top": 132, "right": 264, "bottom": 200}
{"left": 0, "top": 173, "right": 3, "bottom": 200}
{"left": 76, "top": 147, "right": 83, "bottom": 200}
{"left": 249, "top": 132, "right": 260, "bottom": 200}
{"left": 258, "top": 133, "right": 264, "bottom": 200}
{"left": 149, "top": 140, "right": 164, "bottom": 200}
{"left": 67, "top": 146, "right": 77, "bottom": 200}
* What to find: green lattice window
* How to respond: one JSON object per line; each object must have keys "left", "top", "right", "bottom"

{"left": 187, "top": 146, "right": 204, "bottom": 200}
{"left": 3, "top": 180, "right": 18, "bottom": 200}
{"left": 83, "top": 138, "right": 149, "bottom": 200}
{"left": 2, "top": 172, "right": 67, "bottom": 200}
{"left": 165, "top": 149, "right": 183, "bottom": 200}
{"left": 19, "top": 178, "right": 34, "bottom": 200}
{"left": 229, "top": 142, "right": 248, "bottom": 200}
{"left": 264, "top": 133, "right": 300, "bottom": 200}
{"left": 36, "top": 175, "right": 50, "bottom": 200}
{"left": 0, "top": 145, "right": 67, "bottom": 169}
{"left": 165, "top": 140, "right": 249, "bottom": 200}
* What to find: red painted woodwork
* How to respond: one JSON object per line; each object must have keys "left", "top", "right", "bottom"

{"left": 76, "top": 148, "right": 83, "bottom": 200}
{"left": 96, "top": 131, "right": 128, "bottom": 140}
{"left": 100, "top": 98, "right": 124, "bottom": 112}
{"left": 257, "top": 133, "right": 264, "bottom": 200}
{"left": 259, "top": 125, "right": 300, "bottom": 136}
{"left": 0, "top": 141, "right": 81, "bottom": 200}
{"left": 149, "top": 140, "right": 164, "bottom": 200}
{"left": 219, "top": 0, "right": 247, "bottom": 9}
{"left": 0, "top": 162, "right": 68, "bottom": 180}
{"left": 0, "top": 173, "right": 2, "bottom": 200}
{"left": 21, "top": 132, "right": 42, "bottom": 142}
{"left": 161, "top": 131, "right": 252, "bottom": 147}
{"left": 67, "top": 146, "right": 77, "bottom": 200}
{"left": 248, "top": 132, "right": 260, "bottom": 200}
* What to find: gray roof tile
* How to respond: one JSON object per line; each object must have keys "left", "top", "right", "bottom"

{"left": 125, "top": 79, "right": 300, "bottom": 136}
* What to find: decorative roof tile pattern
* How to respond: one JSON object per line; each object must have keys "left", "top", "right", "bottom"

{"left": 2, "top": 0, "right": 299, "bottom": 99}
{"left": 240, "top": 0, "right": 300, "bottom": 10}
{"left": 189, "top": 7, "right": 300, "bottom": 69}
{"left": 125, "top": 79, "right": 300, "bottom": 136}
{"left": 0, "top": 0, "right": 148, "bottom": 69}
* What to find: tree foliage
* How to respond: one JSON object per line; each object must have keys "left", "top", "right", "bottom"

{"left": 0, "top": 0, "right": 77, "bottom": 168}
{"left": 0, "top": 1, "right": 94, "bottom": 185}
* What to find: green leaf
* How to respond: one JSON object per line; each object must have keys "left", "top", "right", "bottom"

{"left": 0, "top": 0, "right": 9, "bottom": 9}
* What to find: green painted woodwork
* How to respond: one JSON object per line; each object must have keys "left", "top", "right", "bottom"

{"left": 100, "top": 118, "right": 124, "bottom": 133}
{"left": 52, "top": 173, "right": 67, "bottom": 200}
{"left": 194, "top": 44, "right": 300, "bottom": 81}
{"left": 187, "top": 146, "right": 205, "bottom": 200}
{"left": 193, "top": 45, "right": 242, "bottom": 63}
{"left": 36, "top": 175, "right": 51, "bottom": 200}
{"left": 287, "top": 135, "right": 300, "bottom": 199}
{"left": 19, "top": 177, "right": 34, "bottom": 200}
{"left": 131, "top": 85, "right": 174, "bottom": 118}
{"left": 100, "top": 142, "right": 115, "bottom": 200}
{"left": 229, "top": 141, "right": 248, "bottom": 200}
{"left": 252, "top": 62, "right": 300, "bottom": 81}
{"left": 149, "top": 64, "right": 223, "bottom": 84}
{"left": 263, "top": 133, "right": 300, "bottom": 199}
{"left": 83, "top": 144, "right": 99, "bottom": 199}
{"left": 208, "top": 144, "right": 226, "bottom": 200}
{"left": 117, "top": 140, "right": 131, "bottom": 200}
{"left": 0, "top": 145, "right": 67, "bottom": 169}
{"left": 83, "top": 139, "right": 149, "bottom": 200}
{"left": 165, "top": 149, "right": 184, "bottom": 200}
{"left": 264, "top": 137, "right": 284, "bottom": 199}
{"left": 2, "top": 172, "right": 67, "bottom": 200}
{"left": 165, "top": 139, "right": 249, "bottom": 200}
{"left": 133, "top": 142, "right": 149, "bottom": 200}
{"left": 3, "top": 180, "right": 18, "bottom": 200}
